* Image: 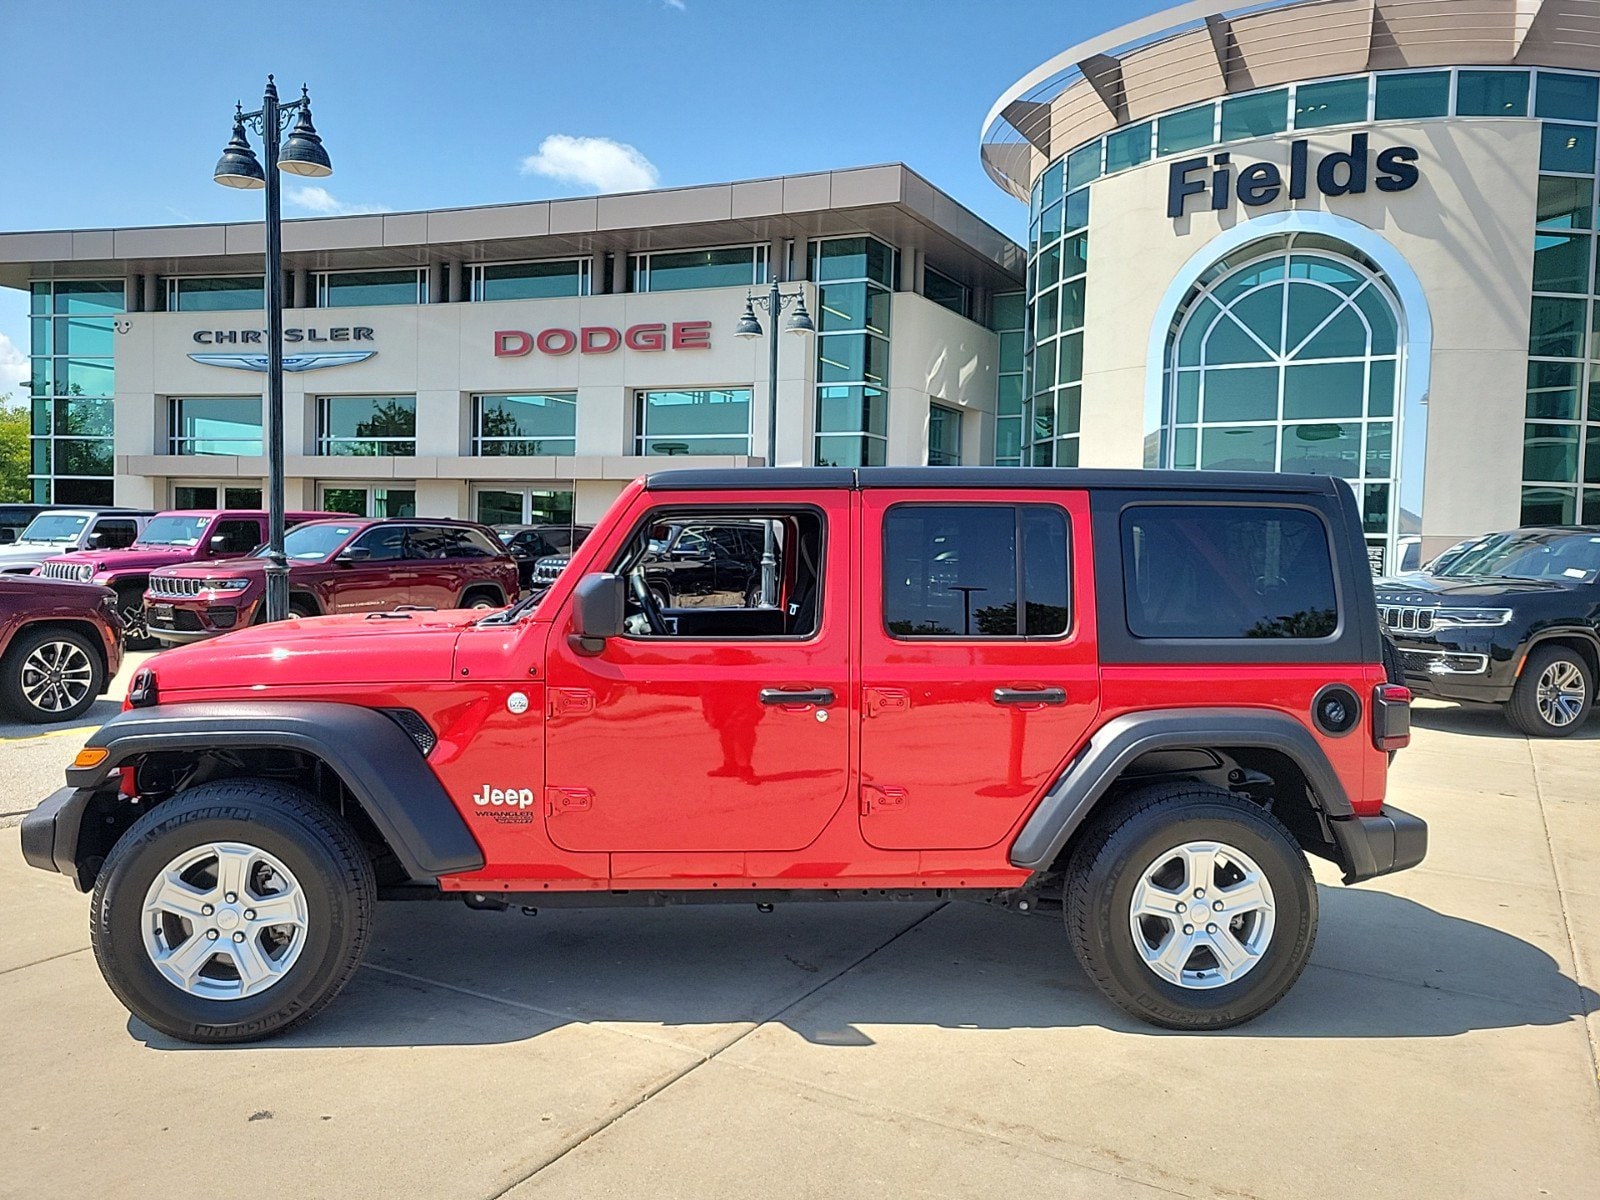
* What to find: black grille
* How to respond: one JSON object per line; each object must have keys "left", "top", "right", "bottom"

{"left": 1379, "top": 605, "right": 1436, "bottom": 634}
{"left": 382, "top": 708, "right": 437, "bottom": 756}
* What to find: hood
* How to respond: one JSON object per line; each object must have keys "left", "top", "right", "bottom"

{"left": 148, "top": 609, "right": 480, "bottom": 693}
{"left": 0, "top": 541, "right": 63, "bottom": 562}
{"left": 1375, "top": 574, "right": 1572, "bottom": 602}
{"left": 47, "top": 545, "right": 202, "bottom": 573}
{"left": 150, "top": 556, "right": 268, "bottom": 580}
{"left": 0, "top": 574, "right": 116, "bottom": 603}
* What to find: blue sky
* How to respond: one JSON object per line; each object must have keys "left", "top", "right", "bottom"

{"left": 0, "top": 0, "right": 1170, "bottom": 390}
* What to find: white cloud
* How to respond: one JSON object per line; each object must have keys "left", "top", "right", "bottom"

{"left": 286, "top": 185, "right": 389, "bottom": 216}
{"left": 520, "top": 134, "right": 659, "bottom": 194}
{"left": 661, "top": 0, "right": 686, "bottom": 9}
{"left": 0, "top": 332, "right": 27, "bottom": 395}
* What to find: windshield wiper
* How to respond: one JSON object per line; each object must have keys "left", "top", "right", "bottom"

{"left": 476, "top": 587, "right": 548, "bottom": 626}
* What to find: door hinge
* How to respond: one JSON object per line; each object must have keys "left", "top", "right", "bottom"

{"left": 547, "top": 687, "right": 595, "bottom": 718}
{"left": 545, "top": 787, "right": 593, "bottom": 817}
{"left": 864, "top": 687, "right": 910, "bottom": 718}
{"left": 860, "top": 784, "right": 908, "bottom": 815}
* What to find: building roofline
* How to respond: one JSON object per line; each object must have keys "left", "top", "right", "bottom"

{"left": 0, "top": 163, "right": 1025, "bottom": 292}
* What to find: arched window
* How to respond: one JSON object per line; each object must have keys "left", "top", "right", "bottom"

{"left": 1163, "top": 234, "right": 1403, "bottom": 563}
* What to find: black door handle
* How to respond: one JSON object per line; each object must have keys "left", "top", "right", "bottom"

{"left": 992, "top": 687, "right": 1067, "bottom": 706}
{"left": 760, "top": 687, "right": 835, "bottom": 706}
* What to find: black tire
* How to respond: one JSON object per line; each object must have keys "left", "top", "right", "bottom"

{"left": 117, "top": 585, "right": 158, "bottom": 650}
{"left": 0, "top": 625, "right": 106, "bottom": 724}
{"left": 289, "top": 597, "right": 318, "bottom": 619}
{"left": 1506, "top": 643, "right": 1593, "bottom": 737}
{"left": 1064, "top": 782, "right": 1317, "bottom": 1031}
{"left": 462, "top": 588, "right": 502, "bottom": 611}
{"left": 89, "top": 779, "right": 375, "bottom": 1044}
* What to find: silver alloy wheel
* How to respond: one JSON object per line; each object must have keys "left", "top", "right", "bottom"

{"left": 1128, "top": 840, "right": 1276, "bottom": 990}
{"left": 1535, "top": 660, "right": 1587, "bottom": 728}
{"left": 140, "top": 841, "right": 310, "bottom": 1000}
{"left": 19, "top": 639, "right": 95, "bottom": 714}
{"left": 121, "top": 605, "right": 149, "bottom": 641}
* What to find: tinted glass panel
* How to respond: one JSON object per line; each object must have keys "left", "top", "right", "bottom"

{"left": 1104, "top": 122, "right": 1152, "bottom": 172}
{"left": 319, "top": 395, "right": 416, "bottom": 455}
{"left": 638, "top": 247, "right": 762, "bottom": 292}
{"left": 352, "top": 526, "right": 408, "bottom": 561}
{"left": 1534, "top": 232, "right": 1592, "bottom": 292}
{"left": 1374, "top": 72, "right": 1449, "bottom": 119}
{"left": 474, "top": 393, "right": 576, "bottom": 454}
{"left": 636, "top": 389, "right": 750, "bottom": 455}
{"left": 171, "top": 277, "right": 265, "bottom": 311}
{"left": 1294, "top": 78, "right": 1368, "bottom": 129}
{"left": 813, "top": 237, "right": 894, "bottom": 287}
{"left": 1064, "top": 143, "right": 1101, "bottom": 189}
{"left": 476, "top": 260, "right": 585, "bottom": 301}
{"left": 1536, "top": 73, "right": 1599, "bottom": 122}
{"left": 1122, "top": 506, "right": 1337, "bottom": 638}
{"left": 1537, "top": 176, "right": 1593, "bottom": 229}
{"left": 1541, "top": 124, "right": 1596, "bottom": 174}
{"left": 319, "top": 270, "right": 421, "bottom": 307}
{"left": 1455, "top": 70, "right": 1528, "bottom": 116}
{"left": 1157, "top": 105, "right": 1214, "bottom": 153}
{"left": 1220, "top": 90, "right": 1288, "bottom": 140}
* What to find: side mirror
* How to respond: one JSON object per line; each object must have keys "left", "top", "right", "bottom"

{"left": 337, "top": 546, "right": 372, "bottom": 565}
{"left": 570, "top": 572, "right": 624, "bottom": 655}
{"left": 87, "top": 531, "right": 109, "bottom": 549}
{"left": 208, "top": 535, "right": 229, "bottom": 553}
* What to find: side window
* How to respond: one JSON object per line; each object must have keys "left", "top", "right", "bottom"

{"left": 351, "top": 525, "right": 407, "bottom": 562}
{"left": 883, "top": 505, "right": 1070, "bottom": 638}
{"left": 515, "top": 531, "right": 553, "bottom": 557}
{"left": 212, "top": 519, "right": 264, "bottom": 555}
{"left": 92, "top": 518, "right": 139, "bottom": 549}
{"left": 446, "top": 527, "right": 503, "bottom": 558}
{"left": 609, "top": 510, "right": 825, "bottom": 638}
{"left": 1121, "top": 505, "right": 1338, "bottom": 639}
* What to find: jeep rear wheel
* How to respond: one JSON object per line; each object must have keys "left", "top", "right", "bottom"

{"left": 1506, "top": 644, "right": 1593, "bottom": 737}
{"left": 1064, "top": 783, "right": 1316, "bottom": 1030}
{"left": 117, "top": 586, "right": 158, "bottom": 650}
{"left": 89, "top": 779, "right": 375, "bottom": 1043}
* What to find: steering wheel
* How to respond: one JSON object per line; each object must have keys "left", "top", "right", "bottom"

{"left": 629, "top": 567, "right": 669, "bottom": 635}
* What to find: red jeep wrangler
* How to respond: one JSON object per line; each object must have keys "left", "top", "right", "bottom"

{"left": 21, "top": 468, "right": 1422, "bottom": 1042}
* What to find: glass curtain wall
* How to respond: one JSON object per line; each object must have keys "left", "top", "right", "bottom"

{"left": 812, "top": 236, "right": 895, "bottom": 466}
{"left": 28, "top": 279, "right": 122, "bottom": 504}
{"left": 1026, "top": 157, "right": 1089, "bottom": 465}
{"left": 1162, "top": 237, "right": 1403, "bottom": 565}
{"left": 169, "top": 397, "right": 264, "bottom": 455}
{"left": 635, "top": 389, "right": 752, "bottom": 455}
{"left": 989, "top": 292, "right": 1026, "bottom": 465}
{"left": 473, "top": 393, "right": 577, "bottom": 455}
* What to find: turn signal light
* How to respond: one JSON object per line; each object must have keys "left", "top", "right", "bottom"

{"left": 72, "top": 747, "right": 109, "bottom": 769}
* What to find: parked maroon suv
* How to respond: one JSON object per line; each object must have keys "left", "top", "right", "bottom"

{"left": 143, "top": 517, "right": 521, "bottom": 644}
{"left": 38, "top": 510, "right": 335, "bottom": 647}
{"left": 0, "top": 574, "right": 122, "bottom": 723}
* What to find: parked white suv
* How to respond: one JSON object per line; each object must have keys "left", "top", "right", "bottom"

{"left": 0, "top": 510, "right": 152, "bottom": 575}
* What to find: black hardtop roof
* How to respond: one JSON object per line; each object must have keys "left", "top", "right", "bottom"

{"left": 644, "top": 466, "right": 1345, "bottom": 496}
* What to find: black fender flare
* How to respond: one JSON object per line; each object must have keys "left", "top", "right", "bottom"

{"left": 1520, "top": 626, "right": 1600, "bottom": 672}
{"left": 1008, "top": 708, "right": 1355, "bottom": 871}
{"left": 64, "top": 701, "right": 484, "bottom": 880}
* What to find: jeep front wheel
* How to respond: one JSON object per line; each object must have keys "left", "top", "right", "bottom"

{"left": 1506, "top": 644, "right": 1592, "bottom": 737}
{"left": 89, "top": 779, "right": 375, "bottom": 1043}
{"left": 1065, "top": 783, "right": 1316, "bottom": 1030}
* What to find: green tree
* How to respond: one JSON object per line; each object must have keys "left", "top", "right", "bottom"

{"left": 0, "top": 392, "right": 30, "bottom": 502}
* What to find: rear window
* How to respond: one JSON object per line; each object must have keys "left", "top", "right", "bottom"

{"left": 1121, "top": 505, "right": 1338, "bottom": 639}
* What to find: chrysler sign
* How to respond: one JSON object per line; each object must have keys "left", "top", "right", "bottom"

{"left": 494, "top": 321, "right": 712, "bottom": 357}
{"left": 188, "top": 325, "right": 378, "bottom": 372}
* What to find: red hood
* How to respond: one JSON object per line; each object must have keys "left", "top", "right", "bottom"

{"left": 48, "top": 545, "right": 210, "bottom": 574}
{"left": 149, "top": 609, "right": 482, "bottom": 692}
{"left": 150, "top": 556, "right": 269, "bottom": 580}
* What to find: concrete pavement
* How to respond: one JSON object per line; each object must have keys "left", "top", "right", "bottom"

{"left": 1, "top": 697, "right": 1597, "bottom": 1199}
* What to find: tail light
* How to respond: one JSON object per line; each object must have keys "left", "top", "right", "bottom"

{"left": 1373, "top": 682, "right": 1412, "bottom": 752}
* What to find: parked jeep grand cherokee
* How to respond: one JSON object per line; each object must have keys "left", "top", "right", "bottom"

{"left": 22, "top": 467, "right": 1420, "bottom": 1043}
{"left": 144, "top": 517, "right": 520, "bottom": 643}
{"left": 1376, "top": 525, "right": 1600, "bottom": 736}
{"left": 0, "top": 574, "right": 122, "bottom": 723}
{"left": 39, "top": 509, "right": 331, "bottom": 647}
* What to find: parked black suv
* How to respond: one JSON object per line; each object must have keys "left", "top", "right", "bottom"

{"left": 1375, "top": 526, "right": 1600, "bottom": 736}
{"left": 494, "top": 523, "right": 593, "bottom": 589}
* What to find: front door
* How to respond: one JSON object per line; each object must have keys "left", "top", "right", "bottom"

{"left": 541, "top": 492, "right": 849, "bottom": 854}
{"left": 858, "top": 490, "right": 1100, "bottom": 851}
{"left": 326, "top": 524, "right": 416, "bottom": 613}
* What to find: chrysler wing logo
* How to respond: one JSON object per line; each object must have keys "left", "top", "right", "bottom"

{"left": 187, "top": 350, "right": 377, "bottom": 373}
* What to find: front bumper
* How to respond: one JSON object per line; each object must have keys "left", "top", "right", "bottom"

{"left": 1329, "top": 805, "right": 1428, "bottom": 884}
{"left": 145, "top": 597, "right": 250, "bottom": 644}
{"left": 19, "top": 786, "right": 95, "bottom": 890}
{"left": 1390, "top": 636, "right": 1517, "bottom": 704}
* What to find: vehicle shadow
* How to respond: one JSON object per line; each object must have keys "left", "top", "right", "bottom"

{"left": 1411, "top": 703, "right": 1600, "bottom": 740}
{"left": 131, "top": 884, "right": 1598, "bottom": 1051}
{"left": 0, "top": 696, "right": 122, "bottom": 742}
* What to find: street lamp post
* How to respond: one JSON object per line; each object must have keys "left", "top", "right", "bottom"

{"left": 212, "top": 76, "right": 333, "bottom": 623}
{"left": 734, "top": 279, "right": 814, "bottom": 605}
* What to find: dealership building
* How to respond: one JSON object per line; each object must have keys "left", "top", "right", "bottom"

{"left": 6, "top": 0, "right": 1600, "bottom": 565}
{"left": 983, "top": 0, "right": 1600, "bottom": 567}
{"left": 0, "top": 165, "right": 1022, "bottom": 524}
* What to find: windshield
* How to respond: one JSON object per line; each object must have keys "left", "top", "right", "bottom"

{"left": 1434, "top": 532, "right": 1600, "bottom": 582}
{"left": 136, "top": 515, "right": 212, "bottom": 547}
{"left": 266, "top": 522, "right": 361, "bottom": 561}
{"left": 16, "top": 513, "right": 89, "bottom": 544}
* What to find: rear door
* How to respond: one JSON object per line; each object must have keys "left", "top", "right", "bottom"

{"left": 857, "top": 489, "right": 1100, "bottom": 851}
